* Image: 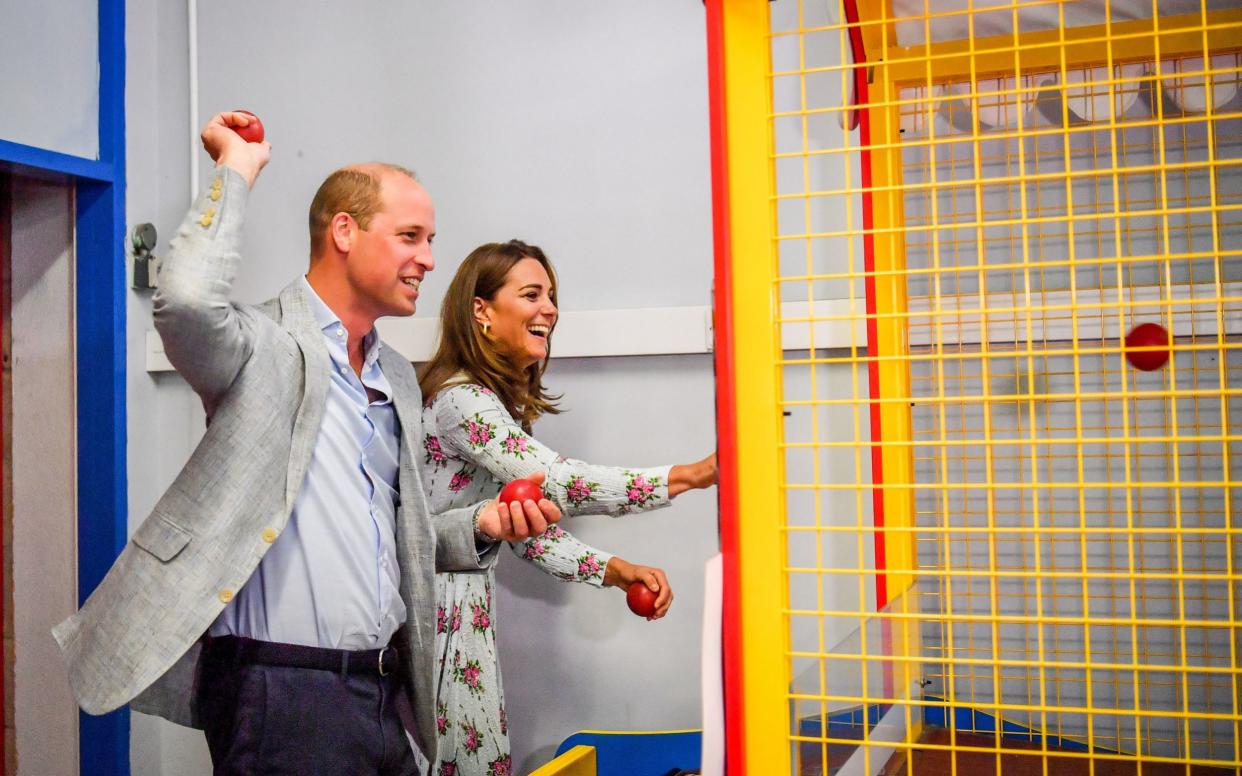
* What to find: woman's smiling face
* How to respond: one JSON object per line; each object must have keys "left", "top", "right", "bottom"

{"left": 475, "top": 256, "right": 558, "bottom": 369}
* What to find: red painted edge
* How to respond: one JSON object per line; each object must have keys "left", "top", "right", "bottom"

{"left": 841, "top": 0, "right": 890, "bottom": 612}
{"left": 842, "top": 0, "right": 900, "bottom": 710}
{"left": 704, "top": 2, "right": 746, "bottom": 774}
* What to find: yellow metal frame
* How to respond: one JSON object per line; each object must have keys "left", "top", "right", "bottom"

{"left": 862, "top": 8, "right": 924, "bottom": 774}
{"left": 885, "top": 9, "right": 1242, "bottom": 86}
{"left": 723, "top": 0, "right": 1242, "bottom": 773}
{"left": 719, "top": 0, "right": 790, "bottom": 773}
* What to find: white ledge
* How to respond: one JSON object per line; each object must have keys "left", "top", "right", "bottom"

{"left": 145, "top": 283, "right": 1240, "bottom": 373}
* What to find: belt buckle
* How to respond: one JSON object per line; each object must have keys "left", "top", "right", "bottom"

{"left": 378, "top": 646, "right": 393, "bottom": 676}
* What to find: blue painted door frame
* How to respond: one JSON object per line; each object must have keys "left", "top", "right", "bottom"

{"left": 0, "top": 1, "right": 129, "bottom": 773}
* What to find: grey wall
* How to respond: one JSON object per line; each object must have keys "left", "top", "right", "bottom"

{"left": 0, "top": 0, "right": 99, "bottom": 158}
{"left": 497, "top": 355, "right": 718, "bottom": 773}
{"left": 122, "top": 1, "right": 716, "bottom": 773}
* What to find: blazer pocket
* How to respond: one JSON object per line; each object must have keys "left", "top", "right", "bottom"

{"left": 132, "top": 513, "right": 192, "bottom": 562}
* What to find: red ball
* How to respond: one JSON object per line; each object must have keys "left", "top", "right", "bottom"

{"left": 498, "top": 478, "right": 543, "bottom": 505}
{"left": 626, "top": 581, "right": 659, "bottom": 618}
{"left": 1124, "top": 322, "right": 1170, "bottom": 371}
{"left": 230, "top": 110, "right": 265, "bottom": 143}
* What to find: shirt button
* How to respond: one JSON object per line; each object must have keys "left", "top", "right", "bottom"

{"left": 339, "top": 366, "right": 349, "bottom": 375}
{"left": 261, "top": 528, "right": 278, "bottom": 543}
{"left": 218, "top": 589, "right": 234, "bottom": 604}
{"left": 336, "top": 327, "right": 345, "bottom": 337}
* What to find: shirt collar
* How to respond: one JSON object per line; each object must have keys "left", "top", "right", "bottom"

{"left": 300, "top": 276, "right": 381, "bottom": 367}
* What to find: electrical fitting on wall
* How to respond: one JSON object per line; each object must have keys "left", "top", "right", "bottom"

{"left": 131, "top": 222, "right": 159, "bottom": 289}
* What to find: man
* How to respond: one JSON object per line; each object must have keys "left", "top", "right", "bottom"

{"left": 54, "top": 111, "right": 559, "bottom": 774}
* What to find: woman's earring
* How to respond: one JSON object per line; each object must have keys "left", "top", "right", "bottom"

{"left": 481, "top": 321, "right": 491, "bottom": 337}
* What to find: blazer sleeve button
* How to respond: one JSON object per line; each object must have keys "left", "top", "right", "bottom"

{"left": 218, "top": 589, "right": 234, "bottom": 604}
{"left": 261, "top": 528, "right": 278, "bottom": 543}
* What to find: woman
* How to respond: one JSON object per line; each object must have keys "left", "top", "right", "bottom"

{"left": 417, "top": 239, "right": 717, "bottom": 776}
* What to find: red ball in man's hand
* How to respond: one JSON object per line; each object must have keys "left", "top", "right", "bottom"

{"left": 499, "top": 478, "right": 543, "bottom": 505}
{"left": 1124, "top": 322, "right": 1170, "bottom": 371}
{"left": 230, "top": 110, "right": 265, "bottom": 144}
{"left": 626, "top": 581, "right": 659, "bottom": 618}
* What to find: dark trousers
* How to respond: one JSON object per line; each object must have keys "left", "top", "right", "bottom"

{"left": 197, "top": 637, "right": 421, "bottom": 776}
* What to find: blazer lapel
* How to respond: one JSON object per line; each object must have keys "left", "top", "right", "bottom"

{"left": 378, "top": 344, "right": 431, "bottom": 644}
{"left": 379, "top": 344, "right": 423, "bottom": 449}
{"left": 277, "top": 282, "right": 331, "bottom": 514}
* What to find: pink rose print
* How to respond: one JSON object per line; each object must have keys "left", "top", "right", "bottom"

{"left": 469, "top": 384, "right": 495, "bottom": 397}
{"left": 462, "top": 414, "right": 496, "bottom": 449}
{"left": 501, "top": 431, "right": 531, "bottom": 458}
{"left": 452, "top": 652, "right": 485, "bottom": 696}
{"left": 448, "top": 467, "right": 473, "bottom": 493}
{"left": 621, "top": 471, "right": 663, "bottom": 512}
{"left": 436, "top": 702, "right": 449, "bottom": 736}
{"left": 488, "top": 755, "right": 513, "bottom": 776}
{"left": 438, "top": 761, "right": 457, "bottom": 776}
{"left": 460, "top": 719, "right": 484, "bottom": 754}
{"left": 561, "top": 476, "right": 599, "bottom": 507}
{"left": 470, "top": 600, "right": 491, "bottom": 633}
{"left": 424, "top": 435, "right": 449, "bottom": 468}
{"left": 499, "top": 705, "right": 508, "bottom": 735}
{"left": 523, "top": 539, "right": 547, "bottom": 561}
{"left": 543, "top": 524, "right": 566, "bottom": 540}
{"left": 450, "top": 604, "right": 462, "bottom": 633}
{"left": 577, "top": 552, "right": 602, "bottom": 580}
{"left": 436, "top": 605, "right": 448, "bottom": 634}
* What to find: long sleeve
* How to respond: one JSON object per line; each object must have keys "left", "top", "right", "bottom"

{"left": 430, "top": 383, "right": 674, "bottom": 587}
{"left": 505, "top": 524, "right": 610, "bottom": 585}
{"left": 433, "top": 384, "right": 674, "bottom": 517}
{"left": 152, "top": 166, "right": 260, "bottom": 403}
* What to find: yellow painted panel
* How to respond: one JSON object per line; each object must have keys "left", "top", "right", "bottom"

{"left": 721, "top": 0, "right": 790, "bottom": 773}
{"left": 528, "top": 745, "right": 596, "bottom": 776}
{"left": 885, "top": 9, "right": 1242, "bottom": 85}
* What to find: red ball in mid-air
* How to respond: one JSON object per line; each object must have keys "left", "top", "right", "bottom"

{"left": 498, "top": 478, "right": 543, "bottom": 506}
{"left": 626, "top": 581, "right": 659, "bottom": 618}
{"left": 230, "top": 110, "right": 265, "bottom": 144}
{"left": 1124, "top": 322, "right": 1171, "bottom": 371}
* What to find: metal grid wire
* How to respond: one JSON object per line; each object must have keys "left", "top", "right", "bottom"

{"left": 763, "top": 1, "right": 1242, "bottom": 773}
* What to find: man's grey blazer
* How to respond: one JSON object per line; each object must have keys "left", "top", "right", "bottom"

{"left": 53, "top": 166, "right": 490, "bottom": 762}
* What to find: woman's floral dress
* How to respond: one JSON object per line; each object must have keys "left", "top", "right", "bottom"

{"left": 419, "top": 382, "right": 673, "bottom": 776}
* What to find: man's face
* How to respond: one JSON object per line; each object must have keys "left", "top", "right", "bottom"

{"left": 345, "top": 173, "right": 436, "bottom": 319}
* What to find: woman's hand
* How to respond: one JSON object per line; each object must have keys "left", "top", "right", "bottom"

{"left": 604, "top": 557, "right": 673, "bottom": 619}
{"left": 668, "top": 452, "right": 718, "bottom": 497}
{"left": 475, "top": 471, "right": 562, "bottom": 541}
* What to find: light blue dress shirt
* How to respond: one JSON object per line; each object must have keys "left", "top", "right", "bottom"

{"left": 210, "top": 278, "right": 405, "bottom": 650}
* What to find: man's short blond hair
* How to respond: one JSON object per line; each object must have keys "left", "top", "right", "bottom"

{"left": 308, "top": 163, "right": 417, "bottom": 256}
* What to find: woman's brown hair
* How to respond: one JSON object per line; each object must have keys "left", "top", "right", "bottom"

{"left": 418, "top": 240, "right": 561, "bottom": 429}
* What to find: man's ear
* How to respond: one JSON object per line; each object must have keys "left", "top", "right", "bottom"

{"left": 330, "top": 212, "right": 355, "bottom": 253}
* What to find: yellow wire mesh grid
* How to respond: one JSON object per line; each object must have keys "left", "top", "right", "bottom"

{"left": 763, "top": 1, "right": 1242, "bottom": 774}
